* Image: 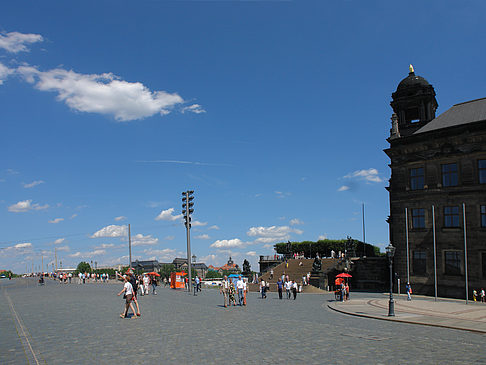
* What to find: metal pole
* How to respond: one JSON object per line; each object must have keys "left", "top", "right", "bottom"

{"left": 185, "top": 192, "right": 192, "bottom": 294}
{"left": 432, "top": 205, "right": 438, "bottom": 301}
{"left": 55, "top": 248, "right": 58, "bottom": 272}
{"left": 388, "top": 256, "right": 395, "bottom": 316}
{"left": 405, "top": 207, "right": 410, "bottom": 284}
{"left": 128, "top": 224, "right": 132, "bottom": 271}
{"left": 362, "top": 203, "right": 366, "bottom": 257}
{"left": 463, "top": 203, "right": 468, "bottom": 304}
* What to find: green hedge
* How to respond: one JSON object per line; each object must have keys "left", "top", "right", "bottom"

{"left": 274, "top": 239, "right": 380, "bottom": 257}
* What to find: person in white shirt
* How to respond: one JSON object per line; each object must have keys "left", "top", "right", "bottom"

{"left": 78, "top": 272, "right": 82, "bottom": 284}
{"left": 117, "top": 276, "right": 136, "bottom": 318}
{"left": 236, "top": 276, "right": 245, "bottom": 306}
{"left": 285, "top": 280, "right": 292, "bottom": 299}
{"left": 260, "top": 278, "right": 267, "bottom": 299}
{"left": 243, "top": 280, "right": 247, "bottom": 306}
{"left": 143, "top": 275, "right": 150, "bottom": 295}
{"left": 292, "top": 281, "right": 298, "bottom": 300}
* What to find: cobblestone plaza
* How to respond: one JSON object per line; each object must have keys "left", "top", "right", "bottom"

{"left": 1, "top": 278, "right": 485, "bottom": 364}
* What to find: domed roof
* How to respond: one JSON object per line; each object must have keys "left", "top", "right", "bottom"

{"left": 396, "top": 65, "right": 431, "bottom": 91}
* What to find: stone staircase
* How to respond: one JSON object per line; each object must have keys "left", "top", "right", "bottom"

{"left": 248, "top": 258, "right": 339, "bottom": 293}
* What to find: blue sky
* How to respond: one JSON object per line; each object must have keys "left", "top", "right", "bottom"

{"left": 1, "top": 0, "right": 486, "bottom": 273}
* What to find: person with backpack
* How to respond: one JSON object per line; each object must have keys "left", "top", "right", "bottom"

{"left": 406, "top": 282, "right": 412, "bottom": 301}
{"left": 127, "top": 273, "right": 141, "bottom": 316}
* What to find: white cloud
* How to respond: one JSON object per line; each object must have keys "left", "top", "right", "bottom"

{"left": 16, "top": 66, "right": 187, "bottom": 121}
{"left": 246, "top": 251, "right": 257, "bottom": 257}
{"left": 0, "top": 31, "right": 43, "bottom": 53}
{"left": 23, "top": 180, "right": 44, "bottom": 188}
{"left": 57, "top": 245, "right": 70, "bottom": 252}
{"left": 95, "top": 243, "right": 115, "bottom": 249}
{"left": 69, "top": 249, "right": 106, "bottom": 258}
{"left": 247, "top": 225, "right": 303, "bottom": 244}
{"left": 164, "top": 235, "right": 175, "bottom": 241}
{"left": 131, "top": 233, "right": 159, "bottom": 246}
{"left": 275, "top": 191, "right": 291, "bottom": 199}
{"left": 91, "top": 224, "right": 127, "bottom": 238}
{"left": 210, "top": 238, "right": 246, "bottom": 249}
{"left": 290, "top": 218, "right": 303, "bottom": 226}
{"left": 262, "top": 244, "right": 274, "bottom": 249}
{"left": 53, "top": 238, "right": 65, "bottom": 244}
{"left": 142, "top": 248, "right": 177, "bottom": 261}
{"left": 318, "top": 234, "right": 328, "bottom": 240}
{"left": 114, "top": 216, "right": 126, "bottom": 221}
{"left": 195, "top": 234, "right": 210, "bottom": 240}
{"left": 209, "top": 225, "right": 220, "bottom": 230}
{"left": 192, "top": 220, "right": 207, "bottom": 227}
{"left": 48, "top": 217, "right": 64, "bottom": 224}
{"left": 181, "top": 104, "right": 206, "bottom": 114}
{"left": 70, "top": 214, "right": 78, "bottom": 219}
{"left": 344, "top": 168, "right": 383, "bottom": 183}
{"left": 0, "top": 62, "right": 14, "bottom": 85}
{"left": 338, "top": 185, "right": 350, "bottom": 192}
{"left": 69, "top": 252, "right": 82, "bottom": 258}
{"left": 14, "top": 242, "right": 32, "bottom": 249}
{"left": 8, "top": 199, "right": 49, "bottom": 212}
{"left": 155, "top": 208, "right": 183, "bottom": 221}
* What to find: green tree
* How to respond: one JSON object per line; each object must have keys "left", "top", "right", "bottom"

{"left": 205, "top": 270, "right": 222, "bottom": 279}
{"left": 76, "top": 261, "right": 91, "bottom": 273}
{"left": 159, "top": 264, "right": 175, "bottom": 279}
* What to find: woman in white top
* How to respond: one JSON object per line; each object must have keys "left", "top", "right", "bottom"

{"left": 117, "top": 276, "right": 136, "bottom": 318}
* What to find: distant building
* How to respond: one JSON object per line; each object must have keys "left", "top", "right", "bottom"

{"left": 208, "top": 257, "right": 240, "bottom": 273}
{"left": 170, "top": 258, "right": 208, "bottom": 278}
{"left": 131, "top": 260, "right": 161, "bottom": 272}
{"left": 385, "top": 66, "right": 486, "bottom": 298}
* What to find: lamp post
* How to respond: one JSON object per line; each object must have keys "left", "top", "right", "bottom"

{"left": 182, "top": 190, "right": 194, "bottom": 294}
{"left": 386, "top": 243, "right": 396, "bottom": 316}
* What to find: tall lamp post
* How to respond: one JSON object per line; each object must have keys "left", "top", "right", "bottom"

{"left": 182, "top": 190, "right": 194, "bottom": 294}
{"left": 386, "top": 243, "right": 396, "bottom": 317}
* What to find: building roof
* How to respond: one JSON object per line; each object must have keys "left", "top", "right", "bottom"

{"left": 396, "top": 71, "right": 431, "bottom": 91}
{"left": 415, "top": 97, "right": 486, "bottom": 134}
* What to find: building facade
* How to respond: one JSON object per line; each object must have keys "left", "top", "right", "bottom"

{"left": 385, "top": 66, "right": 486, "bottom": 298}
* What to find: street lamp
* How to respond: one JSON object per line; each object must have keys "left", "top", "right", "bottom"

{"left": 182, "top": 190, "right": 194, "bottom": 294}
{"left": 386, "top": 243, "right": 396, "bottom": 316}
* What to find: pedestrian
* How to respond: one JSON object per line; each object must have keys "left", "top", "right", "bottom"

{"left": 236, "top": 275, "right": 245, "bottom": 306}
{"left": 277, "top": 278, "right": 283, "bottom": 299}
{"left": 243, "top": 279, "right": 247, "bottom": 306}
{"left": 194, "top": 276, "right": 200, "bottom": 294}
{"left": 481, "top": 288, "right": 485, "bottom": 303}
{"left": 229, "top": 282, "right": 237, "bottom": 306}
{"left": 341, "top": 281, "right": 346, "bottom": 302}
{"left": 117, "top": 276, "right": 137, "bottom": 319}
{"left": 345, "top": 282, "right": 350, "bottom": 300}
{"left": 127, "top": 273, "right": 141, "bottom": 316}
{"left": 220, "top": 275, "right": 229, "bottom": 307}
{"left": 285, "top": 280, "right": 292, "bottom": 299}
{"left": 143, "top": 274, "right": 150, "bottom": 295}
{"left": 406, "top": 282, "right": 412, "bottom": 301}
{"left": 260, "top": 278, "right": 267, "bottom": 299}
{"left": 473, "top": 289, "right": 478, "bottom": 301}
{"left": 151, "top": 276, "right": 157, "bottom": 295}
{"left": 292, "top": 281, "right": 298, "bottom": 300}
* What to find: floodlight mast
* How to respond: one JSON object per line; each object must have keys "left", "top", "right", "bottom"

{"left": 182, "top": 190, "right": 194, "bottom": 293}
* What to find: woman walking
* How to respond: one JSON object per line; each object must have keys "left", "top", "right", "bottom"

{"left": 117, "top": 276, "right": 136, "bottom": 318}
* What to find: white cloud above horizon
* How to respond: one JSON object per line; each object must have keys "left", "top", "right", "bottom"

{"left": 0, "top": 31, "right": 43, "bottom": 53}
{"left": 48, "top": 217, "right": 64, "bottom": 224}
{"left": 290, "top": 218, "right": 303, "bottom": 226}
{"left": 338, "top": 185, "right": 350, "bottom": 192}
{"left": 23, "top": 180, "right": 44, "bottom": 188}
{"left": 8, "top": 199, "right": 49, "bottom": 213}
{"left": 155, "top": 208, "right": 183, "bottom": 221}
{"left": 210, "top": 238, "right": 247, "bottom": 249}
{"left": 195, "top": 234, "right": 210, "bottom": 240}
{"left": 246, "top": 225, "right": 303, "bottom": 244}
{"left": 114, "top": 216, "right": 126, "bottom": 221}
{"left": 91, "top": 224, "right": 127, "bottom": 238}
{"left": 344, "top": 168, "right": 383, "bottom": 183}
{"left": 131, "top": 233, "right": 159, "bottom": 246}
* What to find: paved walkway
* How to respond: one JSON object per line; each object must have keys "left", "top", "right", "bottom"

{"left": 328, "top": 294, "right": 486, "bottom": 333}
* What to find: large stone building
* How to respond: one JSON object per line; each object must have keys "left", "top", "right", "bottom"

{"left": 385, "top": 66, "right": 486, "bottom": 298}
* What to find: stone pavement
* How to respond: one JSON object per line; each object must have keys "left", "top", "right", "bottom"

{"left": 328, "top": 294, "right": 486, "bottom": 334}
{"left": 1, "top": 278, "right": 486, "bottom": 365}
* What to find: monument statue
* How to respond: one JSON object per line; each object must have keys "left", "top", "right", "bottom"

{"left": 312, "top": 256, "right": 322, "bottom": 272}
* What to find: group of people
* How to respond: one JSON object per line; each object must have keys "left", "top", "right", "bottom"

{"left": 473, "top": 288, "right": 486, "bottom": 302}
{"left": 77, "top": 272, "right": 110, "bottom": 284}
{"left": 261, "top": 275, "right": 301, "bottom": 300}
{"left": 116, "top": 272, "right": 160, "bottom": 318}
{"left": 219, "top": 275, "right": 247, "bottom": 307}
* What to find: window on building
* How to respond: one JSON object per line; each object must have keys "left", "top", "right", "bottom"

{"left": 413, "top": 251, "right": 426, "bottom": 275}
{"left": 444, "top": 251, "right": 461, "bottom": 276}
{"left": 410, "top": 167, "right": 424, "bottom": 190}
{"left": 444, "top": 206, "right": 460, "bottom": 227}
{"left": 481, "top": 205, "right": 486, "bottom": 228}
{"left": 411, "top": 208, "right": 425, "bottom": 228}
{"left": 479, "top": 160, "right": 486, "bottom": 184}
{"left": 442, "top": 163, "right": 458, "bottom": 187}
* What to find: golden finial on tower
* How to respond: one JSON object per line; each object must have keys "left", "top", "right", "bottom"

{"left": 409, "top": 64, "right": 414, "bottom": 73}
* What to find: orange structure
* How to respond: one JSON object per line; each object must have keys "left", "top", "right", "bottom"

{"left": 170, "top": 272, "right": 186, "bottom": 289}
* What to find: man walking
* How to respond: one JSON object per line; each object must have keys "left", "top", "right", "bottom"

{"left": 405, "top": 282, "right": 412, "bottom": 301}
{"left": 220, "top": 275, "right": 229, "bottom": 307}
{"left": 277, "top": 278, "right": 283, "bottom": 299}
{"left": 236, "top": 275, "right": 245, "bottom": 306}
